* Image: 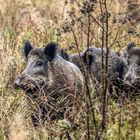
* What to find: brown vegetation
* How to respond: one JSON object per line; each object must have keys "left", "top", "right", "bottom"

{"left": 0, "top": 0, "right": 140, "bottom": 139}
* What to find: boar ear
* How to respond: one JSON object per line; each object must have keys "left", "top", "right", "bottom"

{"left": 44, "top": 42, "right": 57, "bottom": 61}
{"left": 82, "top": 50, "right": 95, "bottom": 66}
{"left": 127, "top": 42, "right": 136, "bottom": 52}
{"left": 60, "top": 49, "right": 69, "bottom": 61}
{"left": 23, "top": 40, "right": 33, "bottom": 60}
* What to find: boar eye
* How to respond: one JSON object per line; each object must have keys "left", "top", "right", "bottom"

{"left": 35, "top": 61, "right": 44, "bottom": 66}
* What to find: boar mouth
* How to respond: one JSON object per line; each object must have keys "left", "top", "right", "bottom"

{"left": 17, "top": 80, "right": 45, "bottom": 96}
{"left": 20, "top": 83, "right": 39, "bottom": 95}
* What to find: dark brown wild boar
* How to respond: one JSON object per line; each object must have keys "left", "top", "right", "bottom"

{"left": 14, "top": 41, "right": 85, "bottom": 126}
{"left": 61, "top": 47, "right": 126, "bottom": 97}
{"left": 123, "top": 43, "right": 140, "bottom": 93}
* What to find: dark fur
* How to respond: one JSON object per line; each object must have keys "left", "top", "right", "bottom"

{"left": 63, "top": 47, "right": 126, "bottom": 96}
{"left": 14, "top": 41, "right": 85, "bottom": 126}
{"left": 124, "top": 46, "right": 140, "bottom": 93}
{"left": 60, "top": 49, "right": 69, "bottom": 61}
{"left": 127, "top": 42, "right": 136, "bottom": 52}
{"left": 121, "top": 42, "right": 136, "bottom": 62}
{"left": 129, "top": 48, "right": 140, "bottom": 56}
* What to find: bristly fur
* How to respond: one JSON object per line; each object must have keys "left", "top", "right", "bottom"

{"left": 14, "top": 43, "right": 85, "bottom": 126}
{"left": 60, "top": 49, "right": 69, "bottom": 61}
{"left": 127, "top": 42, "right": 136, "bottom": 52}
{"left": 130, "top": 48, "right": 140, "bottom": 56}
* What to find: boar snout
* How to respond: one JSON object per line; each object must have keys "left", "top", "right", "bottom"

{"left": 13, "top": 72, "right": 28, "bottom": 89}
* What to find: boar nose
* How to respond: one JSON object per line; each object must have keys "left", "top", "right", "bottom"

{"left": 13, "top": 78, "right": 21, "bottom": 89}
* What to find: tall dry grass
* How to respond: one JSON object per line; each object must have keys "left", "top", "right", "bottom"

{"left": 0, "top": 0, "right": 140, "bottom": 139}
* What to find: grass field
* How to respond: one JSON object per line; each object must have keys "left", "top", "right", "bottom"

{"left": 0, "top": 0, "right": 140, "bottom": 139}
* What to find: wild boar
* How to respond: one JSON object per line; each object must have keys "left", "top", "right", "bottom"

{"left": 14, "top": 41, "right": 85, "bottom": 126}
{"left": 62, "top": 46, "right": 126, "bottom": 96}
{"left": 123, "top": 43, "right": 140, "bottom": 93}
